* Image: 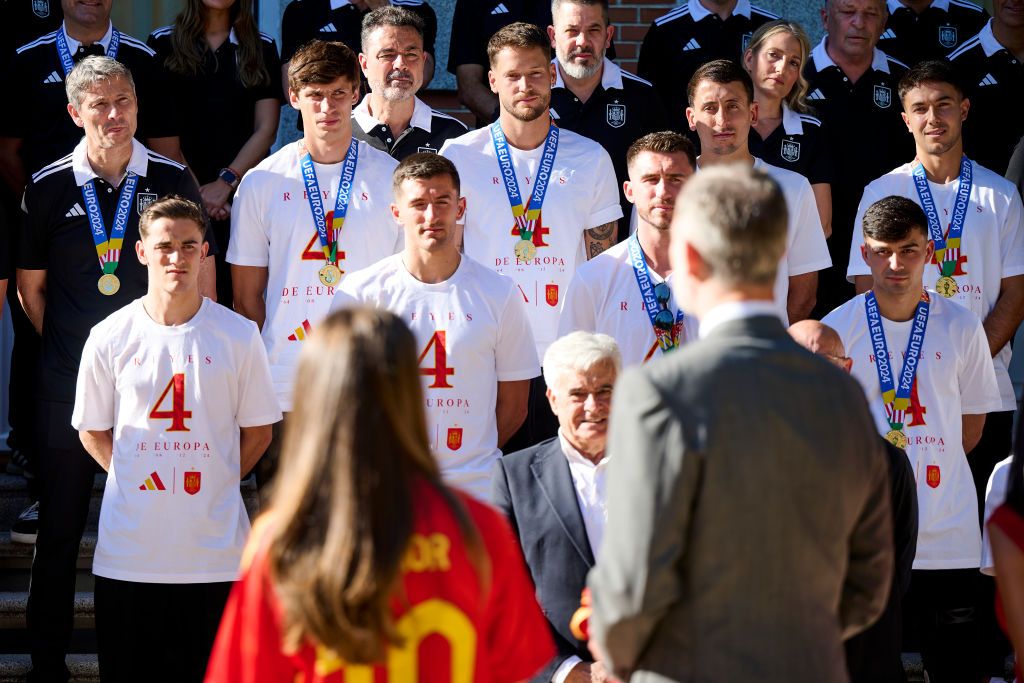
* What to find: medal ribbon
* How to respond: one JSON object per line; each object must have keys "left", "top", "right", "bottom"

{"left": 300, "top": 138, "right": 358, "bottom": 265}
{"left": 490, "top": 121, "right": 559, "bottom": 241}
{"left": 56, "top": 27, "right": 121, "bottom": 76}
{"left": 911, "top": 155, "right": 972, "bottom": 278}
{"left": 82, "top": 173, "right": 138, "bottom": 275}
{"left": 864, "top": 290, "right": 930, "bottom": 431}
{"left": 628, "top": 234, "right": 684, "bottom": 352}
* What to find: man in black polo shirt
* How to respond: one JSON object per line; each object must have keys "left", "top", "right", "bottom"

{"left": 879, "top": 0, "right": 988, "bottom": 65}
{"left": 804, "top": 0, "right": 912, "bottom": 316}
{"left": 281, "top": 0, "right": 437, "bottom": 91}
{"left": 17, "top": 56, "right": 207, "bottom": 683}
{"left": 353, "top": 6, "right": 466, "bottom": 160}
{"left": 637, "top": 0, "right": 778, "bottom": 122}
{"left": 548, "top": 0, "right": 669, "bottom": 242}
{"left": 949, "top": 0, "right": 1024, "bottom": 175}
{"left": 0, "top": 0, "right": 62, "bottom": 58}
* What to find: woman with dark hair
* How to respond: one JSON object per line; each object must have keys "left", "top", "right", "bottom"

{"left": 743, "top": 19, "right": 833, "bottom": 239}
{"left": 988, "top": 418, "right": 1024, "bottom": 681}
{"left": 205, "top": 308, "right": 554, "bottom": 682}
{"left": 148, "top": 0, "right": 283, "bottom": 307}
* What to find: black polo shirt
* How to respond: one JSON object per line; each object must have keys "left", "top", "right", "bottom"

{"left": 749, "top": 104, "right": 833, "bottom": 186}
{"left": 803, "top": 39, "right": 913, "bottom": 313}
{"left": 19, "top": 139, "right": 206, "bottom": 403}
{"left": 447, "top": 0, "right": 552, "bottom": 73}
{"left": 950, "top": 20, "right": 1024, "bottom": 175}
{"left": 352, "top": 95, "right": 467, "bottom": 161}
{"left": 550, "top": 59, "right": 671, "bottom": 241}
{"left": 637, "top": 0, "right": 777, "bottom": 121}
{"left": 148, "top": 27, "right": 283, "bottom": 185}
{"left": 879, "top": 0, "right": 988, "bottom": 66}
{"left": 0, "top": 22, "right": 177, "bottom": 178}
{"left": 0, "top": 0, "right": 62, "bottom": 59}
{"left": 281, "top": 0, "right": 437, "bottom": 63}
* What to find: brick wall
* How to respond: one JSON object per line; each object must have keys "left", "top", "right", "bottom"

{"left": 607, "top": 1, "right": 678, "bottom": 74}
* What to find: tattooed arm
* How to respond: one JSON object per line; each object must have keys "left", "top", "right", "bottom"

{"left": 584, "top": 222, "right": 617, "bottom": 260}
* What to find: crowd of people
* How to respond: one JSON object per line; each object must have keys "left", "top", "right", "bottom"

{"left": 2, "top": 0, "right": 1024, "bottom": 681}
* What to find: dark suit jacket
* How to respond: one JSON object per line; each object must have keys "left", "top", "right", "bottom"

{"left": 587, "top": 314, "right": 894, "bottom": 683}
{"left": 492, "top": 437, "right": 594, "bottom": 682}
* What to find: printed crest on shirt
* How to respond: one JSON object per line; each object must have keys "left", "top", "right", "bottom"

{"left": 606, "top": 103, "right": 626, "bottom": 129}
{"left": 417, "top": 146, "right": 438, "bottom": 154}
{"left": 927, "top": 464, "right": 941, "bottom": 489}
{"left": 546, "top": 284, "right": 559, "bottom": 307}
{"left": 873, "top": 85, "right": 892, "bottom": 109}
{"left": 32, "top": 0, "right": 50, "bottom": 18}
{"left": 938, "top": 25, "right": 957, "bottom": 49}
{"left": 183, "top": 470, "right": 201, "bottom": 495}
{"left": 137, "top": 192, "right": 158, "bottom": 216}
{"left": 780, "top": 139, "right": 801, "bottom": 163}
{"left": 446, "top": 427, "right": 463, "bottom": 451}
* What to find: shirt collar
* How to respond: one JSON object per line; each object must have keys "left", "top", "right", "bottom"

{"left": 889, "top": 0, "right": 949, "bottom": 10}
{"left": 558, "top": 430, "right": 608, "bottom": 469}
{"left": 61, "top": 21, "right": 114, "bottom": 54}
{"left": 228, "top": 28, "right": 238, "bottom": 45}
{"left": 810, "top": 36, "right": 892, "bottom": 74}
{"left": 352, "top": 95, "right": 433, "bottom": 133}
{"left": 72, "top": 137, "right": 149, "bottom": 187}
{"left": 698, "top": 300, "right": 785, "bottom": 338}
{"left": 552, "top": 57, "right": 623, "bottom": 91}
{"left": 689, "top": 0, "right": 752, "bottom": 21}
{"left": 781, "top": 102, "right": 804, "bottom": 135}
{"left": 978, "top": 19, "right": 1004, "bottom": 57}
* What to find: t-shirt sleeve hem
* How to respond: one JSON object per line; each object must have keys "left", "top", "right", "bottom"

{"left": 587, "top": 206, "right": 624, "bottom": 229}
{"left": 237, "top": 412, "right": 284, "bottom": 429}
{"left": 71, "top": 420, "right": 114, "bottom": 432}
{"left": 788, "top": 257, "right": 833, "bottom": 277}
{"left": 496, "top": 367, "right": 541, "bottom": 382}
{"left": 1000, "top": 265, "right": 1024, "bottom": 278}
{"left": 225, "top": 255, "right": 270, "bottom": 267}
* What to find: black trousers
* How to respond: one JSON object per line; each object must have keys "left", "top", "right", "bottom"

{"left": 94, "top": 577, "right": 233, "bottom": 683}
{"left": 27, "top": 400, "right": 98, "bottom": 683}
{"left": 903, "top": 568, "right": 982, "bottom": 683}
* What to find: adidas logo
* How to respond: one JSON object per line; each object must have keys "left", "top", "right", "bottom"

{"left": 491, "top": 3, "right": 509, "bottom": 14}
{"left": 139, "top": 471, "right": 167, "bottom": 491}
{"left": 65, "top": 203, "right": 85, "bottom": 218}
{"left": 288, "top": 319, "right": 313, "bottom": 341}
{"left": 42, "top": 70, "right": 61, "bottom": 84}
{"left": 808, "top": 89, "right": 826, "bottom": 100}
{"left": 880, "top": 29, "right": 897, "bottom": 40}
{"left": 979, "top": 73, "right": 998, "bottom": 87}
{"left": 319, "top": 22, "right": 337, "bottom": 33}
{"left": 682, "top": 38, "right": 701, "bottom": 52}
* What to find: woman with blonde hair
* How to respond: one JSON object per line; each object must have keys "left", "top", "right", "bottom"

{"left": 205, "top": 308, "right": 554, "bottom": 682}
{"left": 743, "top": 19, "right": 834, "bottom": 238}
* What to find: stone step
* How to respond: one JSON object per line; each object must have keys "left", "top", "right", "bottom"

{"left": 0, "top": 654, "right": 98, "bottom": 682}
{"left": 0, "top": 532, "right": 96, "bottom": 592}
{"left": 0, "top": 591, "right": 93, "bottom": 630}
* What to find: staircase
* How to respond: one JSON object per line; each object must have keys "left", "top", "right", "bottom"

{"left": 0, "top": 471, "right": 259, "bottom": 682}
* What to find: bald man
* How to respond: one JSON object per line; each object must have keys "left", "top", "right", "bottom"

{"left": 789, "top": 319, "right": 918, "bottom": 683}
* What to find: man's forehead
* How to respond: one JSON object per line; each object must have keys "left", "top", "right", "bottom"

{"left": 300, "top": 77, "right": 355, "bottom": 92}
{"left": 367, "top": 25, "right": 423, "bottom": 49}
{"left": 493, "top": 46, "right": 550, "bottom": 70}
{"left": 631, "top": 150, "right": 694, "bottom": 174}
{"left": 694, "top": 80, "right": 747, "bottom": 101}
{"left": 82, "top": 77, "right": 133, "bottom": 96}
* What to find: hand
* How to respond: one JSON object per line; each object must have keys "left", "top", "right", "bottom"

{"left": 200, "top": 179, "right": 232, "bottom": 222}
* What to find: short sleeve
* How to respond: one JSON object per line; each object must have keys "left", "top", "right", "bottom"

{"left": 958, "top": 313, "right": 1003, "bottom": 415}
{"left": 18, "top": 182, "right": 49, "bottom": 270}
{"left": 71, "top": 329, "right": 115, "bottom": 431}
{"left": 0, "top": 208, "right": 11, "bottom": 281}
{"left": 132, "top": 51, "right": 179, "bottom": 139}
{"left": 250, "top": 38, "right": 284, "bottom": 103}
{"left": 981, "top": 456, "right": 1014, "bottom": 575}
{"left": 847, "top": 183, "right": 882, "bottom": 280}
{"left": 415, "top": 4, "right": 437, "bottom": 58}
{"left": 558, "top": 270, "right": 597, "bottom": 337}
{"left": 328, "top": 275, "right": 366, "bottom": 313}
{"left": 0, "top": 53, "right": 29, "bottom": 138}
{"left": 998, "top": 187, "right": 1024, "bottom": 279}
{"left": 446, "top": 0, "right": 484, "bottom": 71}
{"left": 495, "top": 284, "right": 539, "bottom": 382}
{"left": 587, "top": 147, "right": 624, "bottom": 229}
{"left": 805, "top": 123, "right": 835, "bottom": 186}
{"left": 279, "top": 0, "right": 307, "bottom": 64}
{"left": 227, "top": 172, "right": 271, "bottom": 267}
{"left": 235, "top": 325, "right": 283, "bottom": 427}
{"left": 785, "top": 178, "right": 831, "bottom": 276}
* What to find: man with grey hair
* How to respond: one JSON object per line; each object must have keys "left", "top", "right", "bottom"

{"left": 493, "top": 330, "right": 620, "bottom": 683}
{"left": 16, "top": 55, "right": 207, "bottom": 682}
{"left": 587, "top": 164, "right": 893, "bottom": 683}
{"left": 353, "top": 6, "right": 467, "bottom": 160}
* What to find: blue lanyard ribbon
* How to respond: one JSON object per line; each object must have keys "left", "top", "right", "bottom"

{"left": 55, "top": 27, "right": 120, "bottom": 76}
{"left": 299, "top": 139, "right": 358, "bottom": 263}
{"left": 628, "top": 234, "right": 684, "bottom": 352}
{"left": 490, "top": 122, "right": 558, "bottom": 239}
{"left": 82, "top": 172, "right": 138, "bottom": 274}
{"left": 911, "top": 155, "right": 972, "bottom": 277}
{"left": 864, "top": 290, "right": 930, "bottom": 430}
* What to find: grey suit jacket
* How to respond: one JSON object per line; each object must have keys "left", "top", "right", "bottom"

{"left": 492, "top": 437, "right": 595, "bottom": 682}
{"left": 587, "top": 314, "right": 893, "bottom": 683}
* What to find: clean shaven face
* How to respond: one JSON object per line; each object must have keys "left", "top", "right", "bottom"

{"left": 393, "top": 174, "right": 466, "bottom": 254}
{"left": 625, "top": 150, "right": 694, "bottom": 232}
{"left": 68, "top": 75, "right": 138, "bottom": 151}
{"left": 744, "top": 31, "right": 804, "bottom": 101}
{"left": 547, "top": 361, "right": 617, "bottom": 457}
{"left": 136, "top": 217, "right": 209, "bottom": 295}
{"left": 686, "top": 79, "right": 756, "bottom": 157}
{"left": 901, "top": 80, "right": 969, "bottom": 158}
{"left": 290, "top": 75, "right": 359, "bottom": 140}
{"left": 823, "top": 0, "right": 887, "bottom": 63}
{"left": 861, "top": 229, "right": 935, "bottom": 298}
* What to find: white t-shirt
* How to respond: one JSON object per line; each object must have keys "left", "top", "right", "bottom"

{"left": 823, "top": 292, "right": 1002, "bottom": 569}
{"left": 558, "top": 239, "right": 699, "bottom": 366}
{"left": 72, "top": 299, "right": 282, "bottom": 583}
{"left": 227, "top": 139, "right": 400, "bottom": 410}
{"left": 753, "top": 158, "right": 833, "bottom": 320}
{"left": 981, "top": 454, "right": 1013, "bottom": 576}
{"left": 847, "top": 161, "right": 1024, "bottom": 411}
{"left": 331, "top": 254, "right": 540, "bottom": 499}
{"left": 440, "top": 126, "right": 622, "bottom": 359}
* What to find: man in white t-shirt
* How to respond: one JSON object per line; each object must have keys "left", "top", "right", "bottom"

{"left": 72, "top": 197, "right": 281, "bottom": 682}
{"left": 332, "top": 154, "right": 539, "bottom": 499}
{"left": 823, "top": 195, "right": 1001, "bottom": 682}
{"left": 228, "top": 40, "right": 400, "bottom": 416}
{"left": 559, "top": 131, "right": 699, "bottom": 366}
{"left": 441, "top": 22, "right": 622, "bottom": 448}
{"left": 685, "top": 59, "right": 832, "bottom": 324}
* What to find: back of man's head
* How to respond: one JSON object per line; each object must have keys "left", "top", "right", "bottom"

{"left": 672, "top": 164, "right": 787, "bottom": 287}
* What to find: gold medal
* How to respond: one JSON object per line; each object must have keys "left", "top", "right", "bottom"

{"left": 885, "top": 429, "right": 908, "bottom": 450}
{"left": 514, "top": 239, "right": 537, "bottom": 261}
{"left": 97, "top": 273, "right": 120, "bottom": 296}
{"left": 318, "top": 264, "right": 342, "bottom": 287}
{"left": 935, "top": 275, "right": 958, "bottom": 298}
